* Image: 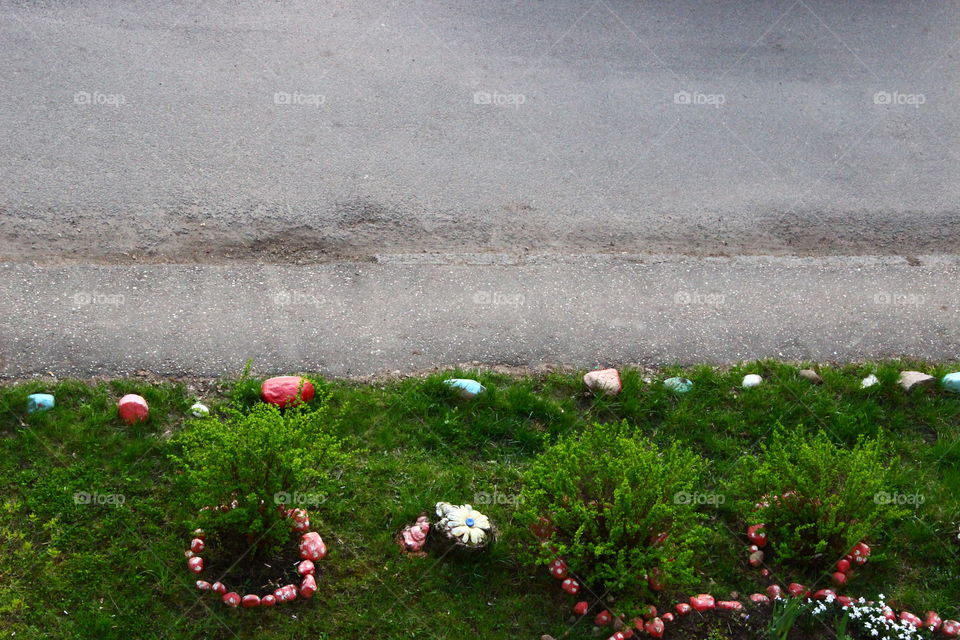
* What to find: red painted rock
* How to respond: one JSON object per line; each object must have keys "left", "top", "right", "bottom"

{"left": 188, "top": 556, "right": 204, "bottom": 574}
{"left": 675, "top": 603, "right": 692, "bottom": 615}
{"left": 573, "top": 601, "right": 588, "bottom": 616}
{"left": 649, "top": 531, "right": 669, "bottom": 546}
{"left": 212, "top": 581, "right": 226, "bottom": 594}
{"left": 924, "top": 611, "right": 942, "bottom": 632}
{"left": 766, "top": 585, "right": 782, "bottom": 599}
{"left": 300, "top": 574, "right": 317, "bottom": 599}
{"left": 812, "top": 589, "right": 835, "bottom": 600}
{"left": 583, "top": 368, "right": 622, "bottom": 396}
{"left": 759, "top": 568, "right": 770, "bottom": 577}
{"left": 261, "top": 594, "right": 276, "bottom": 607}
{"left": 661, "top": 612, "right": 674, "bottom": 623}
{"left": 717, "top": 601, "right": 743, "bottom": 611}
{"left": 193, "top": 528, "right": 206, "bottom": 539}
{"left": 748, "top": 550, "right": 764, "bottom": 567}
{"left": 900, "top": 611, "right": 922, "bottom": 627}
{"left": 638, "top": 604, "right": 657, "bottom": 620}
{"left": 549, "top": 559, "right": 568, "bottom": 579}
{"left": 222, "top": 592, "right": 241, "bottom": 607}
{"left": 882, "top": 607, "right": 895, "bottom": 621}
{"left": 786, "top": 583, "right": 807, "bottom": 597}
{"left": 690, "top": 594, "right": 715, "bottom": 611}
{"left": 196, "top": 580, "right": 212, "bottom": 592}
{"left": 831, "top": 572, "right": 847, "bottom": 587}
{"left": 850, "top": 542, "right": 871, "bottom": 565}
{"left": 190, "top": 538, "right": 205, "bottom": 553}
{"left": 647, "top": 567, "right": 665, "bottom": 591}
{"left": 595, "top": 610, "right": 612, "bottom": 626}
{"left": 282, "top": 584, "right": 298, "bottom": 601}
{"left": 836, "top": 558, "right": 851, "bottom": 573}
{"left": 293, "top": 518, "right": 311, "bottom": 533}
{"left": 749, "top": 593, "right": 770, "bottom": 604}
{"left": 837, "top": 596, "right": 854, "bottom": 607}
{"left": 261, "top": 376, "right": 315, "bottom": 408}
{"left": 746, "top": 524, "right": 767, "bottom": 547}
{"left": 941, "top": 619, "right": 960, "bottom": 637}
{"left": 273, "top": 587, "right": 287, "bottom": 602}
{"left": 299, "top": 531, "right": 327, "bottom": 560}
{"left": 241, "top": 594, "right": 260, "bottom": 608}
{"left": 297, "top": 560, "right": 316, "bottom": 576}
{"left": 644, "top": 617, "right": 665, "bottom": 638}
{"left": 531, "top": 517, "right": 553, "bottom": 540}
{"left": 561, "top": 578, "right": 580, "bottom": 595}
{"left": 118, "top": 394, "right": 149, "bottom": 424}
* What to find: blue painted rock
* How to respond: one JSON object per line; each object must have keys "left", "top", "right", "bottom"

{"left": 26, "top": 393, "right": 55, "bottom": 413}
{"left": 664, "top": 377, "right": 693, "bottom": 393}
{"left": 444, "top": 378, "right": 486, "bottom": 399}
{"left": 942, "top": 372, "right": 960, "bottom": 393}
{"left": 583, "top": 368, "right": 622, "bottom": 396}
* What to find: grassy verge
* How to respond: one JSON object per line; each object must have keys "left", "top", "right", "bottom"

{"left": 1, "top": 360, "right": 959, "bottom": 639}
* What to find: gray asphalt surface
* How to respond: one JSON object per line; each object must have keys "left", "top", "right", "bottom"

{"left": 1, "top": 0, "right": 959, "bottom": 261}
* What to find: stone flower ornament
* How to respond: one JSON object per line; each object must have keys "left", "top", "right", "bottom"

{"left": 435, "top": 502, "right": 493, "bottom": 548}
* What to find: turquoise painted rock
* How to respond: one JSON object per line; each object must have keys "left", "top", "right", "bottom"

{"left": 664, "top": 377, "right": 693, "bottom": 393}
{"left": 27, "top": 393, "right": 55, "bottom": 413}
{"left": 943, "top": 372, "right": 960, "bottom": 393}
{"left": 444, "top": 378, "right": 486, "bottom": 399}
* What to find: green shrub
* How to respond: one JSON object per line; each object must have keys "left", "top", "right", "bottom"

{"left": 170, "top": 399, "right": 352, "bottom": 555}
{"left": 736, "top": 425, "right": 906, "bottom": 570}
{"left": 517, "top": 421, "right": 708, "bottom": 616}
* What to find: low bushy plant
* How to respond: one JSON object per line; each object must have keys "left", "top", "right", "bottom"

{"left": 737, "top": 425, "right": 906, "bottom": 570}
{"left": 518, "top": 421, "right": 709, "bottom": 615}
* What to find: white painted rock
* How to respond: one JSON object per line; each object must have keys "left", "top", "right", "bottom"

{"left": 583, "top": 368, "right": 622, "bottom": 396}
{"left": 190, "top": 402, "right": 209, "bottom": 417}
{"left": 861, "top": 374, "right": 879, "bottom": 388}
{"left": 798, "top": 369, "right": 822, "bottom": 384}
{"left": 899, "top": 371, "right": 935, "bottom": 392}
{"left": 742, "top": 374, "right": 763, "bottom": 388}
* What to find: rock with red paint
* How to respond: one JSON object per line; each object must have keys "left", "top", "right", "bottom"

{"left": 193, "top": 528, "right": 206, "bottom": 539}
{"left": 690, "top": 594, "right": 715, "bottom": 612}
{"left": 583, "top": 368, "right": 622, "bottom": 396}
{"left": 188, "top": 556, "right": 204, "bottom": 574}
{"left": 675, "top": 603, "right": 692, "bottom": 615}
{"left": 831, "top": 572, "right": 847, "bottom": 587}
{"left": 812, "top": 589, "right": 835, "bottom": 600}
{"left": 118, "top": 394, "right": 149, "bottom": 424}
{"left": 273, "top": 587, "right": 287, "bottom": 602}
{"left": 644, "top": 617, "right": 665, "bottom": 638}
{"left": 297, "top": 559, "right": 316, "bottom": 576}
{"left": 594, "top": 610, "right": 612, "bottom": 626}
{"left": 940, "top": 619, "right": 960, "bottom": 637}
{"left": 899, "top": 611, "right": 922, "bottom": 627}
{"left": 850, "top": 542, "right": 871, "bottom": 565}
{"left": 282, "top": 584, "right": 298, "bottom": 601}
{"left": 190, "top": 538, "right": 205, "bottom": 553}
{"left": 786, "top": 583, "right": 807, "bottom": 597}
{"left": 748, "top": 550, "right": 764, "bottom": 567}
{"left": 300, "top": 574, "right": 317, "bottom": 599}
{"left": 241, "top": 594, "right": 260, "bottom": 608}
{"left": 573, "top": 601, "right": 589, "bottom": 616}
{"left": 882, "top": 607, "right": 896, "bottom": 621}
{"left": 261, "top": 376, "right": 315, "bottom": 408}
{"left": 749, "top": 593, "right": 770, "bottom": 604}
{"left": 661, "top": 612, "right": 674, "bottom": 623}
{"left": 548, "top": 558, "right": 568, "bottom": 579}
{"left": 196, "top": 580, "right": 212, "bottom": 592}
{"left": 299, "top": 531, "right": 327, "bottom": 561}
{"left": 647, "top": 567, "right": 665, "bottom": 591}
{"left": 717, "top": 601, "right": 743, "bottom": 611}
{"left": 924, "top": 611, "right": 942, "bottom": 632}
{"left": 837, "top": 596, "right": 854, "bottom": 607}
{"left": 222, "top": 592, "right": 241, "bottom": 607}
{"left": 561, "top": 578, "right": 580, "bottom": 595}
{"left": 638, "top": 604, "right": 657, "bottom": 620}
{"left": 766, "top": 584, "right": 782, "bottom": 599}
{"left": 399, "top": 515, "right": 430, "bottom": 554}
{"left": 212, "top": 581, "right": 226, "bottom": 594}
{"left": 836, "top": 558, "right": 851, "bottom": 573}
{"left": 531, "top": 516, "right": 553, "bottom": 541}
{"left": 261, "top": 594, "right": 276, "bottom": 607}
{"left": 759, "top": 568, "right": 770, "bottom": 577}
{"left": 746, "top": 524, "right": 767, "bottom": 547}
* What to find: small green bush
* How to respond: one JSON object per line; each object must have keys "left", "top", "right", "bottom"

{"left": 518, "top": 421, "right": 708, "bottom": 616}
{"left": 170, "top": 399, "right": 352, "bottom": 555}
{"left": 736, "top": 425, "right": 906, "bottom": 570}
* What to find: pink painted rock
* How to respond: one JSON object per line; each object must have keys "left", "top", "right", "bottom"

{"left": 297, "top": 560, "right": 316, "bottom": 576}
{"left": 717, "top": 601, "right": 743, "bottom": 611}
{"left": 746, "top": 524, "right": 767, "bottom": 547}
{"left": 644, "top": 617, "right": 665, "bottom": 638}
{"left": 748, "top": 550, "right": 764, "bottom": 567}
{"left": 850, "top": 542, "right": 871, "bottom": 565}
{"left": 944, "top": 620, "right": 960, "bottom": 637}
{"left": 261, "top": 376, "right": 315, "bottom": 408}
{"left": 766, "top": 585, "right": 782, "bottom": 599}
{"left": 831, "top": 572, "right": 847, "bottom": 587}
{"left": 300, "top": 574, "right": 317, "bottom": 599}
{"left": 561, "top": 578, "right": 580, "bottom": 595}
{"left": 924, "top": 611, "right": 942, "bottom": 632}
{"left": 118, "top": 394, "right": 149, "bottom": 424}
{"left": 222, "top": 592, "right": 241, "bottom": 607}
{"left": 882, "top": 607, "right": 896, "bottom": 621}
{"left": 595, "top": 610, "right": 612, "bottom": 626}
{"left": 273, "top": 587, "right": 287, "bottom": 602}
{"left": 661, "top": 612, "right": 674, "bottom": 623}
{"left": 573, "top": 601, "right": 588, "bottom": 616}
{"left": 786, "top": 583, "right": 807, "bottom": 597}
{"left": 690, "top": 594, "right": 715, "bottom": 611}
{"left": 190, "top": 538, "right": 205, "bottom": 553}
{"left": 675, "top": 603, "right": 692, "bottom": 615}
{"left": 261, "top": 594, "right": 276, "bottom": 607}
{"left": 583, "top": 368, "right": 622, "bottom": 396}
{"left": 282, "top": 584, "right": 298, "bottom": 601}
{"left": 548, "top": 558, "right": 568, "bottom": 579}
{"left": 187, "top": 556, "right": 204, "bottom": 574}
{"left": 399, "top": 515, "right": 430, "bottom": 553}
{"left": 299, "top": 531, "right": 327, "bottom": 560}
{"left": 900, "top": 611, "right": 922, "bottom": 627}
{"left": 241, "top": 594, "right": 260, "bottom": 608}
{"left": 211, "top": 581, "right": 226, "bottom": 594}
{"left": 836, "top": 558, "right": 851, "bottom": 573}
{"left": 812, "top": 589, "right": 835, "bottom": 600}
{"left": 196, "top": 580, "right": 212, "bottom": 592}
{"left": 749, "top": 593, "right": 770, "bottom": 604}
{"left": 837, "top": 596, "right": 854, "bottom": 607}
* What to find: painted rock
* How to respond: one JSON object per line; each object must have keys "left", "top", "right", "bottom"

{"left": 297, "top": 560, "right": 316, "bottom": 576}
{"left": 837, "top": 596, "right": 854, "bottom": 607}
{"left": 836, "top": 558, "right": 850, "bottom": 573}
{"left": 583, "top": 369, "right": 622, "bottom": 397}
{"left": 211, "top": 582, "right": 226, "bottom": 594}
{"left": 299, "top": 531, "right": 327, "bottom": 560}
{"left": 861, "top": 374, "right": 879, "bottom": 388}
{"left": 644, "top": 617, "right": 665, "bottom": 638}
{"left": 638, "top": 605, "right": 657, "bottom": 620}
{"left": 118, "top": 394, "right": 149, "bottom": 424}
{"left": 943, "top": 372, "right": 960, "bottom": 393}
{"left": 222, "top": 592, "right": 241, "bottom": 607}
{"left": 196, "top": 580, "right": 212, "bottom": 592}
{"left": 812, "top": 589, "right": 835, "bottom": 600}
{"left": 748, "top": 550, "right": 764, "bottom": 567}
{"left": 746, "top": 524, "right": 767, "bottom": 547}
{"left": 690, "top": 594, "right": 715, "bottom": 611}
{"left": 190, "top": 538, "right": 205, "bottom": 553}
{"left": 261, "top": 594, "right": 276, "bottom": 607}
{"left": 899, "top": 371, "right": 935, "bottom": 392}
{"left": 594, "top": 610, "right": 612, "bottom": 626}
{"left": 831, "top": 572, "right": 847, "bottom": 587}
{"left": 766, "top": 585, "right": 782, "bottom": 599}
{"left": 26, "top": 393, "right": 55, "bottom": 413}
{"left": 282, "top": 584, "right": 298, "bottom": 601}
{"left": 742, "top": 374, "right": 763, "bottom": 388}
{"left": 531, "top": 516, "right": 553, "bottom": 541}
{"left": 798, "top": 369, "right": 822, "bottom": 384}
{"left": 759, "top": 568, "right": 770, "bottom": 577}
{"left": 261, "top": 376, "right": 315, "bottom": 407}
{"left": 944, "top": 620, "right": 960, "bottom": 637}
{"left": 786, "top": 583, "right": 806, "bottom": 597}
{"left": 561, "top": 578, "right": 580, "bottom": 595}
{"left": 661, "top": 612, "right": 674, "bottom": 623}
{"left": 193, "top": 528, "right": 206, "bottom": 539}
{"left": 647, "top": 568, "right": 665, "bottom": 591}
{"left": 924, "top": 611, "right": 942, "bottom": 632}
{"left": 190, "top": 402, "right": 209, "bottom": 417}
{"left": 187, "top": 556, "right": 204, "bottom": 574}
{"left": 717, "top": 601, "right": 743, "bottom": 611}
{"left": 573, "top": 601, "right": 588, "bottom": 616}
{"left": 900, "top": 611, "right": 922, "bottom": 627}
{"left": 749, "top": 593, "right": 770, "bottom": 604}
{"left": 273, "top": 587, "right": 287, "bottom": 602}
{"left": 300, "top": 574, "right": 317, "bottom": 599}
{"left": 664, "top": 377, "right": 693, "bottom": 393}
{"left": 850, "top": 542, "right": 870, "bottom": 564}
{"left": 443, "top": 378, "right": 486, "bottom": 399}
{"left": 882, "top": 607, "right": 896, "bottom": 622}
{"left": 241, "top": 594, "right": 260, "bottom": 608}
{"left": 549, "top": 558, "right": 568, "bottom": 579}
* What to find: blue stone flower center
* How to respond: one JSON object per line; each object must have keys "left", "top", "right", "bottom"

{"left": 465, "top": 517, "right": 475, "bottom": 527}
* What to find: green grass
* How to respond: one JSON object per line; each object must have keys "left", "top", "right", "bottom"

{"left": 1, "top": 360, "right": 959, "bottom": 639}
